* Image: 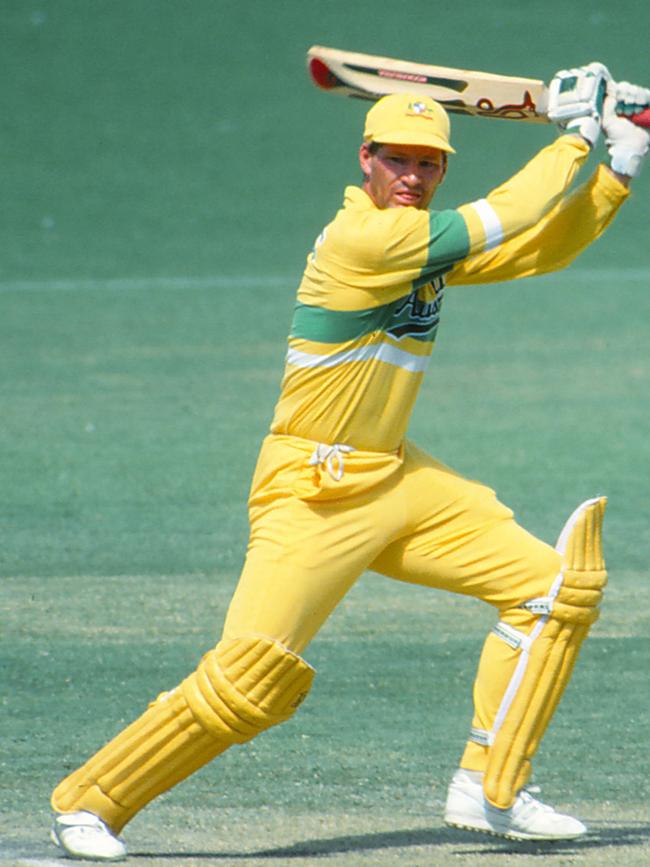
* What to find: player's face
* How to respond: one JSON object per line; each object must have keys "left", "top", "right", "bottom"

{"left": 359, "top": 142, "right": 447, "bottom": 209}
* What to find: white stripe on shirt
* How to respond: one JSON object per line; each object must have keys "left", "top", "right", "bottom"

{"left": 287, "top": 341, "right": 431, "bottom": 373}
{"left": 470, "top": 198, "right": 504, "bottom": 250}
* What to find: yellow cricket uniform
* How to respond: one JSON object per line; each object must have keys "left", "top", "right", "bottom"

{"left": 223, "top": 136, "right": 628, "bottom": 764}
{"left": 51, "top": 136, "right": 629, "bottom": 831}
{"left": 270, "top": 138, "right": 622, "bottom": 451}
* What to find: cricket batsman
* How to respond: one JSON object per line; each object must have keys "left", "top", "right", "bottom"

{"left": 50, "top": 63, "right": 649, "bottom": 860}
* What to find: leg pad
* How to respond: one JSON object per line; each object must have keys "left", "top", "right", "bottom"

{"left": 51, "top": 635, "right": 314, "bottom": 832}
{"left": 482, "top": 497, "right": 607, "bottom": 809}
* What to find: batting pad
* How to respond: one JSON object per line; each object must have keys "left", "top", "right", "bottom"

{"left": 482, "top": 497, "right": 607, "bottom": 809}
{"left": 51, "top": 635, "right": 315, "bottom": 832}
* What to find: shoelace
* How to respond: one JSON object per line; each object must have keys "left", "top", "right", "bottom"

{"left": 308, "top": 443, "right": 355, "bottom": 481}
{"left": 517, "top": 786, "right": 554, "bottom": 814}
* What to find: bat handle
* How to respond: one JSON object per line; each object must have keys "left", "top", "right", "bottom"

{"left": 630, "top": 108, "right": 650, "bottom": 128}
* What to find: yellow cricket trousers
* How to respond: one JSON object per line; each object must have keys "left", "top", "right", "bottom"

{"left": 51, "top": 431, "right": 565, "bottom": 828}
{"left": 223, "top": 433, "right": 562, "bottom": 772}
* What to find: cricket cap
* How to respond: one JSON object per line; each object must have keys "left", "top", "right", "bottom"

{"left": 363, "top": 93, "right": 455, "bottom": 153}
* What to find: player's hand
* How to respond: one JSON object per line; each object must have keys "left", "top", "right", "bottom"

{"left": 611, "top": 80, "right": 650, "bottom": 120}
{"left": 603, "top": 88, "right": 650, "bottom": 178}
{"left": 547, "top": 62, "right": 610, "bottom": 147}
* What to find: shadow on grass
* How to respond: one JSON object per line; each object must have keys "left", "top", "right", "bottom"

{"left": 132, "top": 821, "right": 650, "bottom": 860}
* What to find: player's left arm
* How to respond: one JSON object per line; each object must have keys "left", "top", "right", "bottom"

{"left": 400, "top": 134, "right": 592, "bottom": 287}
{"left": 446, "top": 164, "right": 629, "bottom": 285}
{"left": 373, "top": 67, "right": 604, "bottom": 287}
{"left": 446, "top": 80, "right": 649, "bottom": 285}
{"left": 451, "top": 64, "right": 607, "bottom": 262}
{"left": 454, "top": 134, "right": 591, "bottom": 263}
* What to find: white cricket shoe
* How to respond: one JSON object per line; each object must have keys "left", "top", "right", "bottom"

{"left": 444, "top": 768, "right": 587, "bottom": 841}
{"left": 51, "top": 810, "right": 127, "bottom": 861}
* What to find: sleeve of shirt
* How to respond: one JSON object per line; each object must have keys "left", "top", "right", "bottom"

{"left": 454, "top": 134, "right": 591, "bottom": 259}
{"left": 446, "top": 164, "right": 630, "bottom": 285}
{"left": 390, "top": 134, "right": 591, "bottom": 285}
{"left": 305, "top": 136, "right": 591, "bottom": 303}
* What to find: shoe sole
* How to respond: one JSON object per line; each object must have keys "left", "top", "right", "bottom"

{"left": 444, "top": 818, "right": 585, "bottom": 842}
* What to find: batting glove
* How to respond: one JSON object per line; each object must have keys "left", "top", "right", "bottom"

{"left": 603, "top": 89, "right": 650, "bottom": 177}
{"left": 547, "top": 62, "right": 610, "bottom": 147}
{"left": 611, "top": 80, "right": 650, "bottom": 120}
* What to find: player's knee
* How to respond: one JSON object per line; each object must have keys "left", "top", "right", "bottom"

{"left": 535, "top": 495, "right": 608, "bottom": 625}
{"left": 181, "top": 635, "right": 315, "bottom": 743}
{"left": 516, "top": 556, "right": 608, "bottom": 626}
{"left": 497, "top": 561, "right": 607, "bottom": 649}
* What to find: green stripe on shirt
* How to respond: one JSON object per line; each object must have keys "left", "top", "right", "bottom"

{"left": 291, "top": 282, "right": 445, "bottom": 345}
{"left": 291, "top": 301, "right": 395, "bottom": 343}
{"left": 422, "top": 209, "right": 470, "bottom": 278}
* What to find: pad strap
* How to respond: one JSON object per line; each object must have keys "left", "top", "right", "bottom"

{"left": 469, "top": 727, "right": 493, "bottom": 747}
{"left": 492, "top": 621, "right": 534, "bottom": 652}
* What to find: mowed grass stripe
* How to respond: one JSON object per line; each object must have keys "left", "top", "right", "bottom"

{"left": 1, "top": 267, "right": 649, "bottom": 294}
{"left": 0, "top": 275, "right": 295, "bottom": 293}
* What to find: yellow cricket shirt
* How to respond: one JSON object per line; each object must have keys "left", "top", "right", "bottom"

{"left": 270, "top": 137, "right": 628, "bottom": 451}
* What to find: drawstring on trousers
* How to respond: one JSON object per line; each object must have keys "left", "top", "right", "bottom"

{"left": 308, "top": 443, "right": 355, "bottom": 482}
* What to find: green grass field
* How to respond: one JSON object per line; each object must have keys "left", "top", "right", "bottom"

{"left": 2, "top": 1, "right": 650, "bottom": 865}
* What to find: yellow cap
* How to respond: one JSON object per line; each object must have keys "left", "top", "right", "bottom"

{"left": 363, "top": 93, "right": 455, "bottom": 153}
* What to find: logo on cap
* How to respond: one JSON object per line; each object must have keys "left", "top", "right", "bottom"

{"left": 406, "top": 100, "right": 438, "bottom": 121}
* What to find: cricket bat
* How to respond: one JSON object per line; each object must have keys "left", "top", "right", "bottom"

{"left": 307, "top": 45, "right": 650, "bottom": 128}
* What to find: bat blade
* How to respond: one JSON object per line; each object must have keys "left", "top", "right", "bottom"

{"left": 307, "top": 45, "right": 549, "bottom": 123}
{"left": 307, "top": 45, "right": 650, "bottom": 129}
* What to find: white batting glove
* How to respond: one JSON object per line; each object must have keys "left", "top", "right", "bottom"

{"left": 611, "top": 80, "right": 650, "bottom": 120}
{"left": 547, "top": 62, "right": 610, "bottom": 147}
{"left": 603, "top": 91, "right": 650, "bottom": 177}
